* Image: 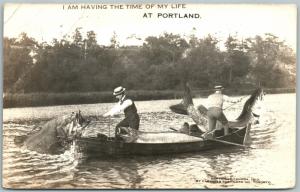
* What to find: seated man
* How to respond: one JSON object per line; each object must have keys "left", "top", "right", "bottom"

{"left": 179, "top": 122, "right": 204, "bottom": 136}
{"left": 103, "top": 86, "right": 140, "bottom": 137}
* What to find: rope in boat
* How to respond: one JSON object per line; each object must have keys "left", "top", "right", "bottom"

{"left": 233, "top": 131, "right": 245, "bottom": 138}
{"left": 223, "top": 95, "right": 249, "bottom": 111}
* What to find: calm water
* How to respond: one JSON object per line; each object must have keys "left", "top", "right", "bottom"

{"left": 2, "top": 94, "right": 295, "bottom": 189}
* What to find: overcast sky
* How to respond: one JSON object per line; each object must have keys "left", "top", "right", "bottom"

{"left": 4, "top": 3, "right": 296, "bottom": 50}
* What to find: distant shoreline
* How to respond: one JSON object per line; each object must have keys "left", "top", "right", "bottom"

{"left": 3, "top": 88, "right": 295, "bottom": 108}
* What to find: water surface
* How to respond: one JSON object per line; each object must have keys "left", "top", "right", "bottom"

{"left": 2, "top": 94, "right": 295, "bottom": 189}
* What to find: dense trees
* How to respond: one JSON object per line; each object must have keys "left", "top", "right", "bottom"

{"left": 3, "top": 30, "right": 296, "bottom": 93}
{"left": 246, "top": 34, "right": 296, "bottom": 87}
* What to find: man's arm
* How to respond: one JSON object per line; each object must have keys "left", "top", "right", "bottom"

{"left": 103, "top": 103, "right": 120, "bottom": 117}
{"left": 103, "top": 99, "right": 133, "bottom": 117}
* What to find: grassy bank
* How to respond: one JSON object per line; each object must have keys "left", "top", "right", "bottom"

{"left": 3, "top": 88, "right": 295, "bottom": 108}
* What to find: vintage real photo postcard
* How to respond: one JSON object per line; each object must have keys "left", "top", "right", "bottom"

{"left": 2, "top": 3, "right": 296, "bottom": 189}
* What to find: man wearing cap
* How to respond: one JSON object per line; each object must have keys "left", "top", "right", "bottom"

{"left": 103, "top": 86, "right": 140, "bottom": 135}
{"left": 205, "top": 85, "right": 242, "bottom": 138}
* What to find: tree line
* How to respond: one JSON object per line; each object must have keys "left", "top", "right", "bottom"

{"left": 4, "top": 29, "right": 296, "bottom": 93}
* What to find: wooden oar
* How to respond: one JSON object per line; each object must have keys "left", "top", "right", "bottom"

{"left": 169, "top": 127, "right": 179, "bottom": 132}
{"left": 208, "top": 138, "right": 252, "bottom": 148}
{"left": 170, "top": 127, "right": 251, "bottom": 148}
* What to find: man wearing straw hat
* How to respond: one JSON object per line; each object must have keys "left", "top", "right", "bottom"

{"left": 103, "top": 86, "right": 140, "bottom": 135}
{"left": 204, "top": 85, "right": 242, "bottom": 139}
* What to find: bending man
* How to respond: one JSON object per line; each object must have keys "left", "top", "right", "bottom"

{"left": 205, "top": 85, "right": 242, "bottom": 138}
{"left": 103, "top": 86, "right": 140, "bottom": 136}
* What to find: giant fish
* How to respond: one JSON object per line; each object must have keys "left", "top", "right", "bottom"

{"left": 14, "top": 111, "right": 90, "bottom": 154}
{"left": 169, "top": 83, "right": 265, "bottom": 130}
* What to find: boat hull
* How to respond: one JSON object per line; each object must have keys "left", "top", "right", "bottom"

{"left": 75, "top": 125, "right": 250, "bottom": 157}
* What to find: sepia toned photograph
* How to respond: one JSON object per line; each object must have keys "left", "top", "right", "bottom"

{"left": 2, "top": 3, "right": 296, "bottom": 189}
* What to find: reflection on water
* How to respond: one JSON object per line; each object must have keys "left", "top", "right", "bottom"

{"left": 2, "top": 94, "right": 295, "bottom": 189}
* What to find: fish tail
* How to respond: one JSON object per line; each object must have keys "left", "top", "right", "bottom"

{"left": 169, "top": 82, "right": 193, "bottom": 115}
{"left": 182, "top": 82, "right": 193, "bottom": 107}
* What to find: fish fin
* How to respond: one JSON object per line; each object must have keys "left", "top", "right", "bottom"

{"left": 197, "top": 105, "right": 208, "bottom": 116}
{"left": 169, "top": 103, "right": 188, "bottom": 115}
{"left": 182, "top": 82, "right": 194, "bottom": 106}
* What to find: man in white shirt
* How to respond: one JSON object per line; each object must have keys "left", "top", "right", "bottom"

{"left": 205, "top": 85, "right": 242, "bottom": 138}
{"left": 103, "top": 86, "right": 140, "bottom": 135}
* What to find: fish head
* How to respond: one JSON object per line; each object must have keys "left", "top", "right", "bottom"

{"left": 61, "top": 110, "right": 89, "bottom": 139}
{"left": 236, "top": 88, "right": 265, "bottom": 123}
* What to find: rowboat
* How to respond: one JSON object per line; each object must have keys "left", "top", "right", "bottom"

{"left": 74, "top": 124, "right": 251, "bottom": 157}
{"left": 73, "top": 85, "right": 262, "bottom": 157}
